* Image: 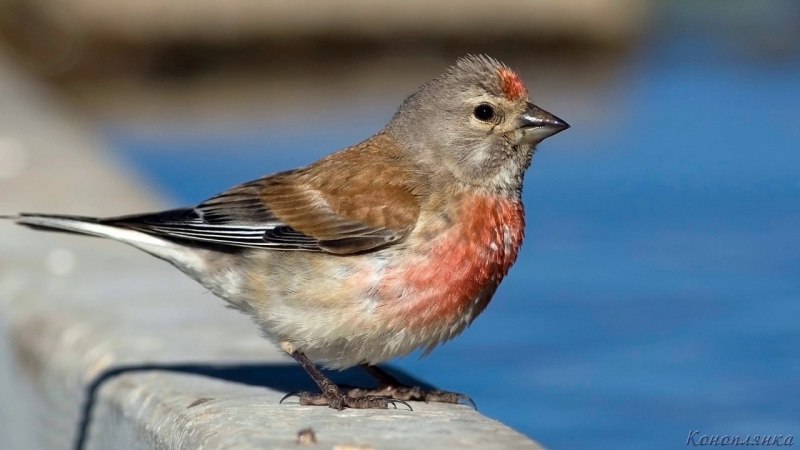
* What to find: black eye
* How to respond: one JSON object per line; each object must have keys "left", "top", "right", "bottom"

{"left": 473, "top": 103, "right": 495, "bottom": 122}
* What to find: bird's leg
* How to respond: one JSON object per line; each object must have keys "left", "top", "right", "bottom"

{"left": 281, "top": 349, "right": 410, "bottom": 410}
{"left": 349, "top": 364, "right": 476, "bottom": 407}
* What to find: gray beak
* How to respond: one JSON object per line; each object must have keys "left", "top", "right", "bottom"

{"left": 517, "top": 102, "right": 570, "bottom": 145}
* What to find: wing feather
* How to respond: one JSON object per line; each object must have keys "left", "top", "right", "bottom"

{"left": 103, "top": 134, "right": 422, "bottom": 254}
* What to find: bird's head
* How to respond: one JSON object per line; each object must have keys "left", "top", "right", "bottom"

{"left": 387, "top": 55, "right": 569, "bottom": 195}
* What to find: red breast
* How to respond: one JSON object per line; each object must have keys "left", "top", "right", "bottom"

{"left": 379, "top": 193, "right": 525, "bottom": 331}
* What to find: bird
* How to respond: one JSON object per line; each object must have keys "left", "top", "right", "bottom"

{"left": 3, "top": 55, "right": 569, "bottom": 410}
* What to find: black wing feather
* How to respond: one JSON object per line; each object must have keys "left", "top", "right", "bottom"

{"left": 103, "top": 206, "right": 321, "bottom": 251}
{"left": 101, "top": 173, "right": 412, "bottom": 254}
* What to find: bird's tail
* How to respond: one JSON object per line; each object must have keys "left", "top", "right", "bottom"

{"left": 4, "top": 213, "right": 237, "bottom": 300}
{"left": 2, "top": 213, "right": 174, "bottom": 251}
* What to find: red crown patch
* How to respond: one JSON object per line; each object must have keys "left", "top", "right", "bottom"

{"left": 498, "top": 68, "right": 528, "bottom": 101}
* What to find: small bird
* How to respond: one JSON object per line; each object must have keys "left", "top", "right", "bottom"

{"left": 4, "top": 55, "right": 568, "bottom": 409}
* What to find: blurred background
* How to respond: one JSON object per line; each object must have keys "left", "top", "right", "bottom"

{"left": 1, "top": 0, "right": 798, "bottom": 448}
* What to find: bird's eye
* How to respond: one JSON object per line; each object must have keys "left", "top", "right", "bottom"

{"left": 473, "top": 103, "right": 496, "bottom": 122}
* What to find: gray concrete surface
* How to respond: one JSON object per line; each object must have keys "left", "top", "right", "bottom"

{"left": 0, "top": 52, "right": 544, "bottom": 449}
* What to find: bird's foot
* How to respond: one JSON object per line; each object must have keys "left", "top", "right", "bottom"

{"left": 282, "top": 349, "right": 410, "bottom": 410}
{"left": 280, "top": 388, "right": 412, "bottom": 410}
{"left": 346, "top": 385, "right": 475, "bottom": 408}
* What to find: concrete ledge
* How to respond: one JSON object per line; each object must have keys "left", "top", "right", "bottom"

{"left": 88, "top": 371, "right": 540, "bottom": 449}
{"left": 0, "top": 53, "right": 543, "bottom": 449}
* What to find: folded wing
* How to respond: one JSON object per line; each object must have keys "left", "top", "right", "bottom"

{"left": 106, "top": 167, "right": 420, "bottom": 255}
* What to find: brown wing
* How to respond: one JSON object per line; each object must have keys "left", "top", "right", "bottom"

{"left": 259, "top": 133, "right": 421, "bottom": 253}
{"left": 108, "top": 134, "right": 422, "bottom": 255}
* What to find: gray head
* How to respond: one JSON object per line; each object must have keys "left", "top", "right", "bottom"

{"left": 386, "top": 55, "right": 568, "bottom": 195}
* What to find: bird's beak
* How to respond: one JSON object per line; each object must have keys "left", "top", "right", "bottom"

{"left": 515, "top": 102, "right": 570, "bottom": 145}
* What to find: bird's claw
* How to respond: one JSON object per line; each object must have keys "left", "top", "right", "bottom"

{"left": 278, "top": 390, "right": 412, "bottom": 410}
{"left": 348, "top": 386, "right": 476, "bottom": 409}
{"left": 426, "top": 391, "right": 477, "bottom": 410}
{"left": 387, "top": 398, "right": 413, "bottom": 411}
{"left": 279, "top": 391, "right": 302, "bottom": 404}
